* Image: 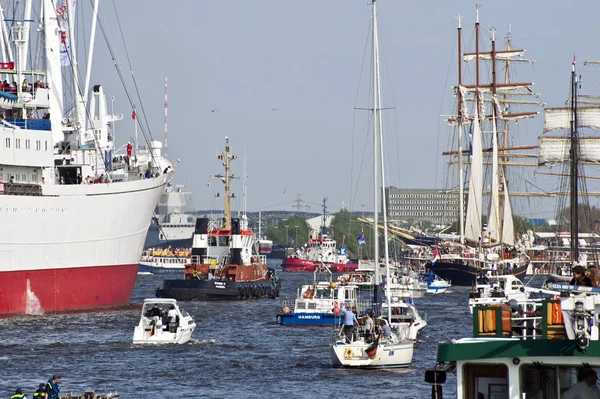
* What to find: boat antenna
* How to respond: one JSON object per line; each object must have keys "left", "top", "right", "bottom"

{"left": 164, "top": 73, "right": 168, "bottom": 158}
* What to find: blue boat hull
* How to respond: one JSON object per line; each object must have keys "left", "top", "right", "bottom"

{"left": 277, "top": 312, "right": 343, "bottom": 326}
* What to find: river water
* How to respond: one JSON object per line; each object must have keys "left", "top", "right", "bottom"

{"left": 1, "top": 259, "right": 471, "bottom": 398}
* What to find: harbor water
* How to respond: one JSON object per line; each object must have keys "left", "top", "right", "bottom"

{"left": 1, "top": 259, "right": 470, "bottom": 398}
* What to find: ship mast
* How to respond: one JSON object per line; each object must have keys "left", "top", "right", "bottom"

{"left": 456, "top": 14, "right": 465, "bottom": 243}
{"left": 569, "top": 62, "right": 579, "bottom": 265}
{"left": 215, "top": 137, "right": 236, "bottom": 230}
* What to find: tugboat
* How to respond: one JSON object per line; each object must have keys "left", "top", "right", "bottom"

{"left": 156, "top": 138, "right": 281, "bottom": 300}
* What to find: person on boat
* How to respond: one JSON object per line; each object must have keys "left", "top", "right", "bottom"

{"left": 562, "top": 369, "right": 600, "bottom": 399}
{"left": 381, "top": 319, "right": 392, "bottom": 339}
{"left": 587, "top": 266, "right": 600, "bottom": 288}
{"left": 33, "top": 383, "right": 46, "bottom": 399}
{"left": 363, "top": 312, "right": 374, "bottom": 341}
{"left": 340, "top": 304, "right": 358, "bottom": 343}
{"left": 569, "top": 266, "right": 593, "bottom": 287}
{"left": 45, "top": 375, "right": 60, "bottom": 399}
{"left": 10, "top": 388, "right": 26, "bottom": 399}
{"left": 167, "top": 304, "right": 178, "bottom": 332}
{"left": 147, "top": 304, "right": 161, "bottom": 318}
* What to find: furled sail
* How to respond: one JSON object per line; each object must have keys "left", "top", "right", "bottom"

{"left": 538, "top": 136, "right": 600, "bottom": 165}
{"left": 464, "top": 91, "right": 484, "bottom": 243}
{"left": 544, "top": 107, "right": 600, "bottom": 133}
{"left": 487, "top": 105, "right": 500, "bottom": 243}
{"left": 501, "top": 175, "right": 515, "bottom": 246}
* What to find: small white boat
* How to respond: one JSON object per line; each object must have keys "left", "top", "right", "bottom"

{"left": 419, "top": 272, "right": 451, "bottom": 294}
{"left": 132, "top": 298, "right": 196, "bottom": 344}
{"left": 381, "top": 296, "right": 427, "bottom": 340}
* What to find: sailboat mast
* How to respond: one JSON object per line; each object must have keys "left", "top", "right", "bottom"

{"left": 569, "top": 62, "right": 579, "bottom": 264}
{"left": 371, "top": 0, "right": 380, "bottom": 310}
{"left": 457, "top": 15, "right": 465, "bottom": 244}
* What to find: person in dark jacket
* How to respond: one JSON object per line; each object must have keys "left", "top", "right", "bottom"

{"left": 10, "top": 388, "right": 26, "bottom": 399}
{"left": 33, "top": 383, "right": 46, "bottom": 398}
{"left": 569, "top": 265, "right": 593, "bottom": 287}
{"left": 45, "top": 375, "right": 60, "bottom": 399}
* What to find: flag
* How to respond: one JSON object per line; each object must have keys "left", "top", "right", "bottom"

{"left": 432, "top": 245, "right": 440, "bottom": 265}
{"left": 365, "top": 333, "right": 382, "bottom": 359}
{"left": 132, "top": 110, "right": 137, "bottom": 120}
{"left": 357, "top": 232, "right": 366, "bottom": 246}
{"left": 0, "top": 62, "right": 14, "bottom": 70}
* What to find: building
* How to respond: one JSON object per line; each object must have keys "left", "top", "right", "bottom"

{"left": 385, "top": 187, "right": 460, "bottom": 224}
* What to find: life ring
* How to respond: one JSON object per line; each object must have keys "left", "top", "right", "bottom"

{"left": 333, "top": 301, "right": 340, "bottom": 315}
{"left": 192, "top": 270, "right": 198, "bottom": 279}
{"left": 344, "top": 348, "right": 353, "bottom": 360}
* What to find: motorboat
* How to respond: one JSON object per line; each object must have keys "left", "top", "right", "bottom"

{"left": 132, "top": 298, "right": 196, "bottom": 344}
{"left": 278, "top": 265, "right": 365, "bottom": 326}
{"left": 381, "top": 295, "right": 427, "bottom": 340}
{"left": 419, "top": 272, "right": 451, "bottom": 294}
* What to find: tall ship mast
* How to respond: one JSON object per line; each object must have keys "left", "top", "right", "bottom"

{"left": 430, "top": 9, "right": 543, "bottom": 285}
{"left": 0, "top": 1, "right": 172, "bottom": 314}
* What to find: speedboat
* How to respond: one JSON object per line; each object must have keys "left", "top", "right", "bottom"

{"left": 419, "top": 272, "right": 451, "bottom": 294}
{"left": 132, "top": 298, "right": 196, "bottom": 344}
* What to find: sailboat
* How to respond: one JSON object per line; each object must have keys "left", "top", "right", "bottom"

{"left": 429, "top": 11, "right": 543, "bottom": 286}
{"left": 540, "top": 60, "right": 600, "bottom": 273}
{"left": 330, "top": 0, "right": 414, "bottom": 368}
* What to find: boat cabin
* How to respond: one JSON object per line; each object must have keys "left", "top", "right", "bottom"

{"left": 428, "top": 288, "right": 600, "bottom": 399}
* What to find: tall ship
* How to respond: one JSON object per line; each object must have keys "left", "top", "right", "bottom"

{"left": 281, "top": 198, "right": 357, "bottom": 273}
{"left": 0, "top": 1, "right": 172, "bottom": 314}
{"left": 144, "top": 184, "right": 196, "bottom": 249}
{"left": 156, "top": 137, "right": 281, "bottom": 300}
{"left": 429, "top": 12, "right": 543, "bottom": 285}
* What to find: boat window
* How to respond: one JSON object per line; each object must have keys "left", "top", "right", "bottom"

{"left": 557, "top": 365, "right": 600, "bottom": 398}
{"left": 463, "top": 364, "right": 508, "bottom": 399}
{"left": 218, "top": 236, "right": 229, "bottom": 246}
{"left": 520, "top": 363, "right": 558, "bottom": 399}
{"left": 209, "top": 236, "right": 217, "bottom": 246}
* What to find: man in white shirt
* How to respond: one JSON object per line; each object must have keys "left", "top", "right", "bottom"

{"left": 167, "top": 304, "right": 178, "bottom": 332}
{"left": 563, "top": 369, "right": 600, "bottom": 399}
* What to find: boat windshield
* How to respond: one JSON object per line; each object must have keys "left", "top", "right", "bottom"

{"left": 520, "top": 364, "right": 600, "bottom": 398}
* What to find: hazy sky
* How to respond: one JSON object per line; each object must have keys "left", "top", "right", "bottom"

{"left": 82, "top": 0, "right": 600, "bottom": 218}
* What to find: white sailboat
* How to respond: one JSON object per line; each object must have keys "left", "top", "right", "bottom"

{"left": 330, "top": 0, "right": 413, "bottom": 368}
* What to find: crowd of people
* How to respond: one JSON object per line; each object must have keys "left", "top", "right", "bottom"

{"left": 1, "top": 78, "right": 49, "bottom": 95}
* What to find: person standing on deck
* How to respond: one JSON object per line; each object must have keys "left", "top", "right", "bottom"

{"left": 340, "top": 305, "right": 358, "bottom": 343}
{"left": 45, "top": 375, "right": 60, "bottom": 399}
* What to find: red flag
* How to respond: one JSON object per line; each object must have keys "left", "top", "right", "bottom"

{"left": 0, "top": 62, "right": 14, "bottom": 70}
{"left": 132, "top": 110, "right": 137, "bottom": 120}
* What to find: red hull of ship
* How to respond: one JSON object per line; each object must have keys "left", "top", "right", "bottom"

{"left": 0, "top": 264, "right": 139, "bottom": 315}
{"left": 281, "top": 258, "right": 358, "bottom": 273}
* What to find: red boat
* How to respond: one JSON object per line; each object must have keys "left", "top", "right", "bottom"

{"left": 281, "top": 198, "right": 357, "bottom": 273}
{"left": 281, "top": 256, "right": 358, "bottom": 273}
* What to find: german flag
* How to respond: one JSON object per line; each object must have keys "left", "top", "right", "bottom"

{"left": 366, "top": 333, "right": 382, "bottom": 359}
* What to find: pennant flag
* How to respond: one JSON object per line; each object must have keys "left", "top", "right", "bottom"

{"left": 357, "top": 232, "right": 366, "bottom": 246}
{"left": 366, "top": 333, "right": 382, "bottom": 359}
{"left": 132, "top": 110, "right": 137, "bottom": 120}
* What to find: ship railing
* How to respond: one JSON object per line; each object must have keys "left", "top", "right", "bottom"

{"left": 472, "top": 298, "right": 569, "bottom": 340}
{"left": 1, "top": 182, "right": 42, "bottom": 196}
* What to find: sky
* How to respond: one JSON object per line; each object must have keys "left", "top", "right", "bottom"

{"left": 74, "top": 0, "right": 600, "bottom": 218}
